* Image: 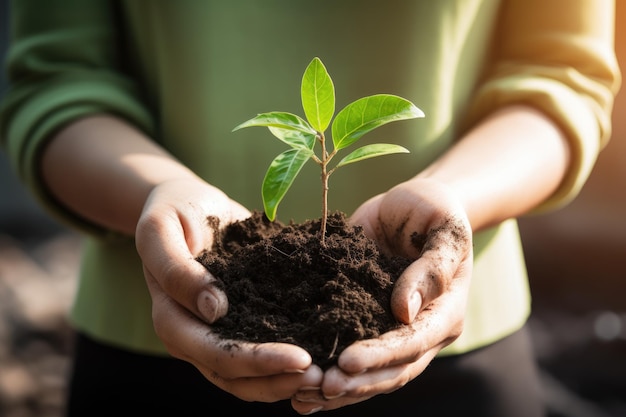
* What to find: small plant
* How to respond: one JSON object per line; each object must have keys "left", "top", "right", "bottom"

{"left": 233, "top": 57, "right": 424, "bottom": 242}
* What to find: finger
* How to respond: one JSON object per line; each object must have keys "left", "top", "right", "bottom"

{"left": 292, "top": 383, "right": 370, "bottom": 415}
{"left": 137, "top": 208, "right": 228, "bottom": 323}
{"left": 145, "top": 272, "right": 312, "bottom": 379}
{"left": 301, "top": 334, "right": 442, "bottom": 410}
{"left": 216, "top": 365, "right": 324, "bottom": 403}
{"left": 336, "top": 279, "right": 468, "bottom": 375}
{"left": 309, "top": 356, "right": 439, "bottom": 412}
{"left": 292, "top": 363, "right": 419, "bottom": 413}
{"left": 392, "top": 216, "right": 472, "bottom": 324}
{"left": 391, "top": 252, "right": 453, "bottom": 324}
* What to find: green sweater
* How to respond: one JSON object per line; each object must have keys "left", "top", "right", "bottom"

{"left": 1, "top": 0, "right": 620, "bottom": 356}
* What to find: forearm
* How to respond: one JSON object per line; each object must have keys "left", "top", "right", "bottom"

{"left": 41, "top": 114, "right": 203, "bottom": 236}
{"left": 416, "top": 104, "right": 571, "bottom": 232}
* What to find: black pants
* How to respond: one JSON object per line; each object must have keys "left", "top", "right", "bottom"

{"left": 65, "top": 325, "right": 545, "bottom": 417}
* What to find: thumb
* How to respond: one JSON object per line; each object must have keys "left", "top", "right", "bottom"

{"left": 390, "top": 261, "right": 425, "bottom": 324}
{"left": 391, "top": 246, "right": 456, "bottom": 324}
{"left": 197, "top": 278, "right": 229, "bottom": 323}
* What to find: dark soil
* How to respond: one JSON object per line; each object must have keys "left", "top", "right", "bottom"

{"left": 196, "top": 210, "right": 412, "bottom": 369}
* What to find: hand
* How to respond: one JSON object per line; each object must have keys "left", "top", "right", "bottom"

{"left": 136, "top": 178, "right": 323, "bottom": 402}
{"left": 292, "top": 178, "right": 473, "bottom": 413}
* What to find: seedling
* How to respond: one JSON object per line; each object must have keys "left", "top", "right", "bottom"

{"left": 233, "top": 57, "right": 424, "bottom": 243}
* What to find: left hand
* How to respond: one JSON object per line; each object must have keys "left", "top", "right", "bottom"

{"left": 291, "top": 178, "right": 474, "bottom": 413}
{"left": 136, "top": 178, "right": 322, "bottom": 402}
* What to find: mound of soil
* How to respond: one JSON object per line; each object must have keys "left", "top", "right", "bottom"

{"left": 196, "top": 210, "right": 411, "bottom": 369}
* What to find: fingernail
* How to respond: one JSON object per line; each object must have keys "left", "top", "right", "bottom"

{"left": 303, "top": 406, "right": 324, "bottom": 415}
{"left": 324, "top": 391, "right": 346, "bottom": 400}
{"left": 352, "top": 367, "right": 368, "bottom": 375}
{"left": 284, "top": 368, "right": 306, "bottom": 374}
{"left": 197, "top": 290, "right": 219, "bottom": 322}
{"left": 408, "top": 291, "right": 421, "bottom": 322}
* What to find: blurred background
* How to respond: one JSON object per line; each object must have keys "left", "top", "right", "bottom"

{"left": 0, "top": 1, "right": 624, "bottom": 416}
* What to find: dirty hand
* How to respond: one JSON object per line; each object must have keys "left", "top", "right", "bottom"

{"left": 135, "top": 178, "right": 323, "bottom": 402}
{"left": 291, "top": 178, "right": 473, "bottom": 413}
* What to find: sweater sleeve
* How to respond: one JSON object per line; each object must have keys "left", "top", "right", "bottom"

{"left": 0, "top": 0, "right": 155, "bottom": 236}
{"left": 464, "top": 0, "right": 621, "bottom": 213}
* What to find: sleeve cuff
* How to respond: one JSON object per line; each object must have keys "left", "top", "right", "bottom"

{"left": 464, "top": 75, "right": 610, "bottom": 213}
{"left": 2, "top": 71, "right": 155, "bottom": 237}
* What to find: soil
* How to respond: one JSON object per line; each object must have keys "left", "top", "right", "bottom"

{"left": 196, "top": 210, "right": 412, "bottom": 369}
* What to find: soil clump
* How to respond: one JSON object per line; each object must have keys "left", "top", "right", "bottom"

{"left": 196, "top": 210, "right": 411, "bottom": 369}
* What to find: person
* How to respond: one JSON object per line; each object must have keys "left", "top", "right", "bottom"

{"left": 0, "top": 1, "right": 620, "bottom": 415}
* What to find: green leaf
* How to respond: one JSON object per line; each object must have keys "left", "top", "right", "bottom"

{"left": 269, "top": 126, "right": 316, "bottom": 150}
{"left": 233, "top": 111, "right": 317, "bottom": 136}
{"left": 336, "top": 143, "right": 410, "bottom": 168}
{"left": 301, "top": 57, "right": 335, "bottom": 132}
{"left": 331, "top": 95, "right": 424, "bottom": 151}
{"left": 262, "top": 147, "right": 314, "bottom": 221}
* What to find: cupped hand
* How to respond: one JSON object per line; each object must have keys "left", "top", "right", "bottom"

{"left": 136, "top": 178, "right": 322, "bottom": 402}
{"left": 292, "top": 178, "right": 473, "bottom": 413}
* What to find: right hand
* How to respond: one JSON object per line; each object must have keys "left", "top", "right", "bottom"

{"left": 135, "top": 178, "right": 323, "bottom": 402}
{"left": 292, "top": 178, "right": 473, "bottom": 413}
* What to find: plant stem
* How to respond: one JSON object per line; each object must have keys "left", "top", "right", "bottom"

{"left": 321, "top": 169, "right": 329, "bottom": 245}
{"left": 318, "top": 132, "right": 329, "bottom": 244}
